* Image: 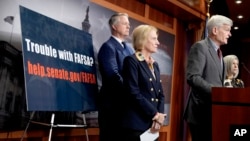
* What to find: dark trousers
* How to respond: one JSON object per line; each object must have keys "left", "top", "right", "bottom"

{"left": 98, "top": 110, "right": 121, "bottom": 141}
{"left": 120, "top": 128, "right": 143, "bottom": 141}
{"left": 188, "top": 122, "right": 211, "bottom": 141}
{"left": 120, "top": 128, "right": 159, "bottom": 141}
{"left": 99, "top": 127, "right": 119, "bottom": 141}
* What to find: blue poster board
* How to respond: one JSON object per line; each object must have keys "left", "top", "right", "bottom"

{"left": 20, "top": 6, "right": 97, "bottom": 112}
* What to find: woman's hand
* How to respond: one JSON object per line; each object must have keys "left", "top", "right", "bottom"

{"left": 150, "top": 121, "right": 161, "bottom": 133}
{"left": 152, "top": 112, "right": 167, "bottom": 125}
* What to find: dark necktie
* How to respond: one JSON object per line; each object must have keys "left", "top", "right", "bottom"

{"left": 217, "top": 48, "right": 223, "bottom": 69}
{"left": 217, "top": 48, "right": 222, "bottom": 59}
{"left": 122, "top": 42, "right": 130, "bottom": 56}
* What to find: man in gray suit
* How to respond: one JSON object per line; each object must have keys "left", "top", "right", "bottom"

{"left": 184, "top": 15, "right": 233, "bottom": 141}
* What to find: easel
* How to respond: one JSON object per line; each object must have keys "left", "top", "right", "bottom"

{"left": 21, "top": 111, "right": 89, "bottom": 141}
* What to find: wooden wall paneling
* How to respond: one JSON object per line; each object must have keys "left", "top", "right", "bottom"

{"left": 148, "top": 7, "right": 174, "bottom": 29}
{"left": 104, "top": 0, "right": 145, "bottom": 16}
{"left": 178, "top": 0, "right": 206, "bottom": 15}
{"left": 90, "top": 0, "right": 147, "bottom": 28}
{"left": 168, "top": 0, "right": 206, "bottom": 20}
{"left": 0, "top": 128, "right": 100, "bottom": 141}
{"left": 90, "top": 0, "right": 175, "bottom": 34}
{"left": 159, "top": 125, "right": 169, "bottom": 141}
{"left": 169, "top": 18, "right": 187, "bottom": 141}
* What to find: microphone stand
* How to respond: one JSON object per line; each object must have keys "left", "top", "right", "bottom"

{"left": 241, "top": 63, "right": 250, "bottom": 74}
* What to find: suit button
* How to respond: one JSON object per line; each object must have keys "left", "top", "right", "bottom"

{"left": 155, "top": 98, "right": 159, "bottom": 102}
{"left": 151, "top": 98, "right": 154, "bottom": 101}
{"left": 149, "top": 78, "right": 153, "bottom": 81}
{"left": 151, "top": 88, "right": 154, "bottom": 91}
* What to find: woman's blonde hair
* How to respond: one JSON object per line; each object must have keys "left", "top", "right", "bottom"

{"left": 132, "top": 24, "right": 158, "bottom": 51}
{"left": 223, "top": 54, "right": 239, "bottom": 78}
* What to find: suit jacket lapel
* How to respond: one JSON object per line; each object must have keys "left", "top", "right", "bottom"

{"left": 206, "top": 39, "right": 223, "bottom": 80}
{"left": 139, "top": 61, "right": 154, "bottom": 79}
{"left": 139, "top": 61, "right": 160, "bottom": 95}
{"left": 110, "top": 37, "right": 123, "bottom": 50}
{"left": 110, "top": 37, "right": 134, "bottom": 56}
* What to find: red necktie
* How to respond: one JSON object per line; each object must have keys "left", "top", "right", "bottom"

{"left": 217, "top": 49, "right": 222, "bottom": 59}
{"left": 217, "top": 49, "right": 223, "bottom": 69}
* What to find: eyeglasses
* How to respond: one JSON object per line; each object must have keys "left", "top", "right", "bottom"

{"left": 119, "top": 22, "right": 130, "bottom": 26}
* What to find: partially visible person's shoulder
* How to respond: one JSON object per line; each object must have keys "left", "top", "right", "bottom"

{"left": 192, "top": 39, "right": 206, "bottom": 47}
{"left": 232, "top": 78, "right": 244, "bottom": 88}
{"left": 190, "top": 40, "right": 208, "bottom": 53}
{"left": 124, "top": 54, "right": 138, "bottom": 63}
{"left": 125, "top": 54, "right": 136, "bottom": 60}
{"left": 99, "top": 39, "right": 117, "bottom": 52}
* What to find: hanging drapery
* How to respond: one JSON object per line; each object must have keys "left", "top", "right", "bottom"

{"left": 202, "top": 0, "right": 213, "bottom": 39}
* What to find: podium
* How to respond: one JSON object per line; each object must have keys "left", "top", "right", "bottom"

{"left": 212, "top": 87, "right": 250, "bottom": 141}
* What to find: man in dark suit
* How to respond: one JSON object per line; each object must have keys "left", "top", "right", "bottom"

{"left": 97, "top": 13, "right": 134, "bottom": 141}
{"left": 184, "top": 15, "right": 233, "bottom": 141}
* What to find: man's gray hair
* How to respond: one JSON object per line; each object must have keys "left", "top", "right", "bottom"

{"left": 206, "top": 15, "right": 233, "bottom": 34}
{"left": 108, "top": 13, "right": 128, "bottom": 28}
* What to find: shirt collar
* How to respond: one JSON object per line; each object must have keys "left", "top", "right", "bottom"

{"left": 112, "top": 35, "right": 123, "bottom": 45}
{"left": 208, "top": 37, "right": 220, "bottom": 51}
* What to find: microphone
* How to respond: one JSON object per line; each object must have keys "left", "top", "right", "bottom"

{"left": 241, "top": 62, "right": 250, "bottom": 74}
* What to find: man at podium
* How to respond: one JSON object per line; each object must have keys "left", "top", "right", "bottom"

{"left": 183, "top": 15, "right": 233, "bottom": 141}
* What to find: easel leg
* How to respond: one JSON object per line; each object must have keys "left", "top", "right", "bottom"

{"left": 21, "top": 112, "right": 88, "bottom": 141}
{"left": 20, "top": 111, "right": 35, "bottom": 141}
{"left": 82, "top": 113, "right": 89, "bottom": 141}
{"left": 48, "top": 113, "right": 55, "bottom": 141}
